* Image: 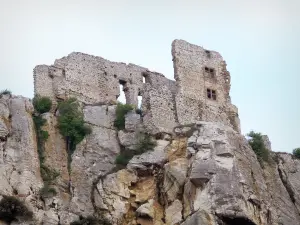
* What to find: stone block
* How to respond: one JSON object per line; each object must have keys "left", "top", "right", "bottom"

{"left": 190, "top": 159, "right": 216, "bottom": 187}
{"left": 125, "top": 112, "right": 140, "bottom": 131}
{"left": 84, "top": 105, "right": 116, "bottom": 128}
{"left": 165, "top": 199, "right": 183, "bottom": 225}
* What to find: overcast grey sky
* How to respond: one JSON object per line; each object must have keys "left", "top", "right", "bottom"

{"left": 0, "top": 0, "right": 299, "bottom": 152}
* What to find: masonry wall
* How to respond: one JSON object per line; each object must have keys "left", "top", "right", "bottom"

{"left": 172, "top": 39, "right": 240, "bottom": 132}
{"left": 34, "top": 39, "right": 241, "bottom": 134}
{"left": 34, "top": 52, "right": 177, "bottom": 134}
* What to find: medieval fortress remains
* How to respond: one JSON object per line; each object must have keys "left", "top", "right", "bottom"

{"left": 34, "top": 39, "right": 240, "bottom": 134}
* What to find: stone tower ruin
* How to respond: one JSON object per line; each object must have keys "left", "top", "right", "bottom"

{"left": 34, "top": 39, "right": 240, "bottom": 134}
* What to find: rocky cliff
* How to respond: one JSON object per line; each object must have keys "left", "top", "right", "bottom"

{"left": 0, "top": 92, "right": 300, "bottom": 225}
{"left": 1, "top": 39, "right": 299, "bottom": 225}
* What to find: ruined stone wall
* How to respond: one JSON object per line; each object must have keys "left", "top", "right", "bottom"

{"left": 172, "top": 39, "right": 240, "bottom": 132}
{"left": 34, "top": 39, "right": 241, "bottom": 134}
{"left": 34, "top": 52, "right": 177, "bottom": 134}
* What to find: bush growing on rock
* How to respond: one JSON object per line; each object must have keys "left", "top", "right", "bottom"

{"left": 0, "top": 89, "right": 12, "bottom": 96}
{"left": 292, "top": 148, "right": 300, "bottom": 159}
{"left": 0, "top": 196, "right": 33, "bottom": 223}
{"left": 57, "top": 98, "right": 92, "bottom": 152}
{"left": 57, "top": 98, "right": 91, "bottom": 171}
{"left": 247, "top": 131, "right": 269, "bottom": 163}
{"left": 33, "top": 95, "right": 52, "bottom": 114}
{"left": 114, "top": 102, "right": 134, "bottom": 130}
{"left": 39, "top": 185, "right": 57, "bottom": 198}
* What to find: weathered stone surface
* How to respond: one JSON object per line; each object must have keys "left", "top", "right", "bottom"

{"left": 42, "top": 113, "right": 69, "bottom": 194}
{"left": 136, "top": 199, "right": 154, "bottom": 218}
{"left": 96, "top": 170, "right": 137, "bottom": 223}
{"left": 165, "top": 199, "right": 182, "bottom": 225}
{"left": 84, "top": 105, "right": 116, "bottom": 128}
{"left": 164, "top": 158, "right": 188, "bottom": 202}
{"left": 125, "top": 111, "right": 140, "bottom": 131}
{"left": 132, "top": 177, "right": 156, "bottom": 203}
{"left": 42, "top": 209, "right": 59, "bottom": 225}
{"left": 118, "top": 130, "right": 137, "bottom": 148}
{"left": 0, "top": 119, "right": 8, "bottom": 138}
{"left": 70, "top": 125, "right": 120, "bottom": 216}
{"left": 4, "top": 97, "right": 43, "bottom": 196}
{"left": 181, "top": 210, "right": 216, "bottom": 225}
{"left": 127, "top": 140, "right": 169, "bottom": 170}
{"left": 190, "top": 159, "right": 216, "bottom": 187}
{"left": 58, "top": 211, "right": 79, "bottom": 225}
{"left": 0, "top": 99, "right": 9, "bottom": 119}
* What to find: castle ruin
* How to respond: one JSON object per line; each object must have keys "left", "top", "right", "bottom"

{"left": 34, "top": 39, "right": 240, "bottom": 134}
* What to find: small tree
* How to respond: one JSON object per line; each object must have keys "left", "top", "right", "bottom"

{"left": 0, "top": 196, "right": 33, "bottom": 223}
{"left": 33, "top": 95, "right": 52, "bottom": 114}
{"left": 57, "top": 98, "right": 91, "bottom": 171}
{"left": 114, "top": 103, "right": 134, "bottom": 130}
{"left": 247, "top": 131, "right": 269, "bottom": 163}
{"left": 293, "top": 148, "right": 300, "bottom": 159}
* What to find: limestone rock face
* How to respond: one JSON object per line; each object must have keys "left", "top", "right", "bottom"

{"left": 0, "top": 119, "right": 8, "bottom": 139}
{"left": 0, "top": 96, "right": 43, "bottom": 224}
{"left": 1, "top": 95, "right": 300, "bottom": 225}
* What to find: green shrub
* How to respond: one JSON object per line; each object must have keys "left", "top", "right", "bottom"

{"left": 39, "top": 165, "right": 59, "bottom": 198}
{"left": 115, "top": 151, "right": 134, "bottom": 166}
{"left": 0, "top": 89, "right": 12, "bottom": 96}
{"left": 39, "top": 185, "right": 57, "bottom": 198}
{"left": 40, "top": 164, "right": 60, "bottom": 183}
{"left": 32, "top": 115, "right": 48, "bottom": 163}
{"left": 33, "top": 95, "right": 52, "bottom": 114}
{"left": 70, "top": 215, "right": 111, "bottom": 225}
{"left": 0, "top": 196, "right": 33, "bottom": 223}
{"left": 115, "top": 131, "right": 157, "bottom": 166}
{"left": 57, "top": 98, "right": 91, "bottom": 171}
{"left": 114, "top": 103, "right": 134, "bottom": 130}
{"left": 293, "top": 148, "right": 300, "bottom": 159}
{"left": 134, "top": 132, "right": 157, "bottom": 154}
{"left": 247, "top": 131, "right": 269, "bottom": 163}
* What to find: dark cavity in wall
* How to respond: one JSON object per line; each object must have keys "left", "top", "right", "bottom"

{"left": 219, "top": 216, "right": 257, "bottom": 225}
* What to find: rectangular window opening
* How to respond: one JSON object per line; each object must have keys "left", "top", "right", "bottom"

{"left": 117, "top": 80, "right": 127, "bottom": 104}
{"left": 204, "top": 67, "right": 215, "bottom": 77}
{"left": 205, "top": 50, "right": 211, "bottom": 58}
{"left": 207, "top": 88, "right": 217, "bottom": 100}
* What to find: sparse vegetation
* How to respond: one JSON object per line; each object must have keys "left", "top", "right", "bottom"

{"left": 57, "top": 98, "right": 91, "bottom": 172}
{"left": 0, "top": 89, "right": 12, "bottom": 96}
{"left": 33, "top": 95, "right": 52, "bottom": 114}
{"left": 114, "top": 102, "right": 134, "bottom": 130}
{"left": 293, "top": 148, "right": 300, "bottom": 159}
{"left": 247, "top": 131, "right": 269, "bottom": 164}
{"left": 0, "top": 196, "right": 33, "bottom": 223}
{"left": 115, "top": 131, "right": 157, "bottom": 166}
{"left": 39, "top": 185, "right": 57, "bottom": 198}
{"left": 70, "top": 215, "right": 111, "bottom": 225}
{"left": 32, "top": 115, "right": 48, "bottom": 163}
{"left": 32, "top": 96, "right": 59, "bottom": 197}
{"left": 40, "top": 164, "right": 60, "bottom": 183}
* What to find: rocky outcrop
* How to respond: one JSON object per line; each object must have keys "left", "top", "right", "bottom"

{"left": 0, "top": 95, "right": 44, "bottom": 224}
{"left": 1, "top": 39, "right": 299, "bottom": 224}
{"left": 0, "top": 93, "right": 300, "bottom": 225}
